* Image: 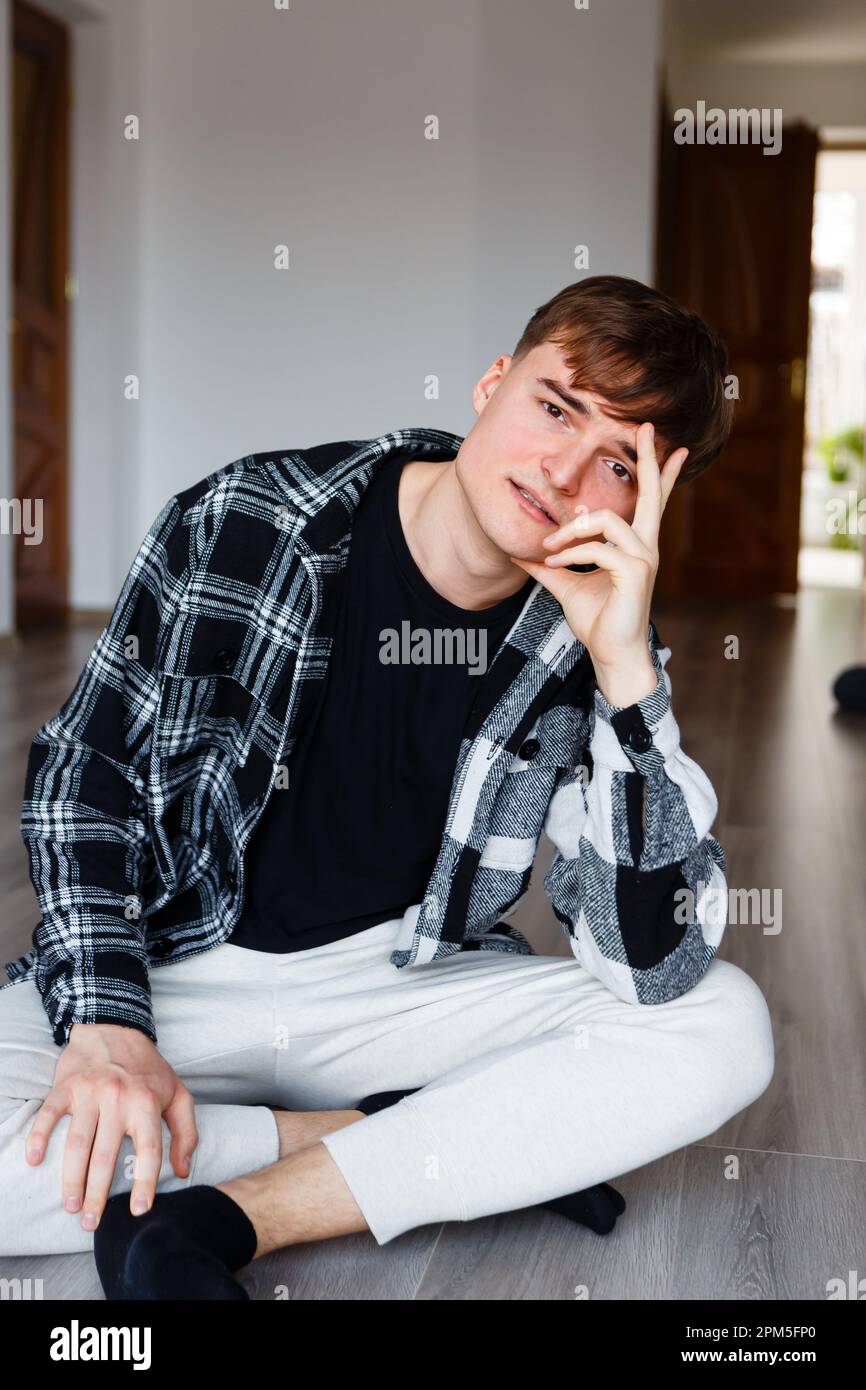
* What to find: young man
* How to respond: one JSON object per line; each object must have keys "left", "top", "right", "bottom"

{"left": 0, "top": 276, "right": 774, "bottom": 1297}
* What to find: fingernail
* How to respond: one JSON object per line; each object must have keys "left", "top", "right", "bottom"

{"left": 27, "top": 1144, "right": 42, "bottom": 1162}
{"left": 64, "top": 1195, "right": 81, "bottom": 1213}
{"left": 81, "top": 1212, "right": 97, "bottom": 1230}
{"left": 132, "top": 1197, "right": 148, "bottom": 1215}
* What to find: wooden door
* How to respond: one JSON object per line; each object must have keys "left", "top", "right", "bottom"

{"left": 655, "top": 118, "right": 817, "bottom": 597}
{"left": 11, "top": 1, "right": 70, "bottom": 627}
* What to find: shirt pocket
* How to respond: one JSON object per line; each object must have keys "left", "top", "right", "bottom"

{"left": 153, "top": 672, "right": 257, "bottom": 763}
{"left": 151, "top": 612, "right": 277, "bottom": 766}
{"left": 488, "top": 702, "right": 586, "bottom": 839}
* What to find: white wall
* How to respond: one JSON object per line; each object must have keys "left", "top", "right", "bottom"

{"left": 135, "top": 0, "right": 661, "bottom": 529}
{"left": 71, "top": 0, "right": 144, "bottom": 609}
{"left": 0, "top": 0, "right": 662, "bottom": 632}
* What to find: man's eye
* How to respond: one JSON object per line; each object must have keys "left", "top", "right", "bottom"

{"left": 540, "top": 399, "right": 566, "bottom": 422}
{"left": 604, "top": 458, "right": 633, "bottom": 484}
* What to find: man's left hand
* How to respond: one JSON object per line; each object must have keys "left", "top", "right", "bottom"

{"left": 509, "top": 423, "right": 688, "bottom": 707}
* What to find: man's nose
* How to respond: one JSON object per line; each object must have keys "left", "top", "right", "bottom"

{"left": 541, "top": 440, "right": 601, "bottom": 491}
{"left": 540, "top": 457, "right": 596, "bottom": 515}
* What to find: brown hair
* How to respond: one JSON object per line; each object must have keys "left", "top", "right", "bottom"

{"left": 512, "top": 275, "right": 733, "bottom": 486}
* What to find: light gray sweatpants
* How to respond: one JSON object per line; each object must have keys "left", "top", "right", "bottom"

{"left": 0, "top": 918, "right": 775, "bottom": 1255}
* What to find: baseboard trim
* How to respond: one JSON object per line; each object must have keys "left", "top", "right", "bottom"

{"left": 68, "top": 609, "right": 112, "bottom": 626}
{"left": 0, "top": 609, "right": 112, "bottom": 647}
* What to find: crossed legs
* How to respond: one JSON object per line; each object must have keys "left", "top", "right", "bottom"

{"left": 0, "top": 930, "right": 775, "bottom": 1269}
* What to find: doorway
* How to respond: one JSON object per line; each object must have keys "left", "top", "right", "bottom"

{"left": 654, "top": 114, "right": 817, "bottom": 599}
{"left": 798, "top": 143, "right": 866, "bottom": 590}
{"left": 11, "top": 0, "right": 70, "bottom": 628}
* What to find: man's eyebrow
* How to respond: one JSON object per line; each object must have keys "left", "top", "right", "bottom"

{"left": 536, "top": 376, "right": 638, "bottom": 465}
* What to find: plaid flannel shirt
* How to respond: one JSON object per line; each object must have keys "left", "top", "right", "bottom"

{"left": 2, "top": 428, "right": 728, "bottom": 1046}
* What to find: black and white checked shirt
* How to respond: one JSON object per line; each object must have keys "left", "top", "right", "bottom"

{"left": 3, "top": 428, "right": 728, "bottom": 1046}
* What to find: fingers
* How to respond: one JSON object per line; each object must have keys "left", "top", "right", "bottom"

{"left": 79, "top": 1110, "right": 127, "bottom": 1230}
{"left": 541, "top": 429, "right": 688, "bottom": 564}
{"left": 25, "top": 1090, "right": 68, "bottom": 1166}
{"left": 127, "top": 1107, "right": 166, "bottom": 1217}
{"left": 544, "top": 538, "right": 653, "bottom": 577}
{"left": 543, "top": 507, "right": 655, "bottom": 565}
{"left": 631, "top": 425, "right": 689, "bottom": 547}
{"left": 164, "top": 1086, "right": 199, "bottom": 1180}
{"left": 660, "top": 445, "right": 689, "bottom": 508}
{"left": 60, "top": 1096, "right": 100, "bottom": 1218}
{"left": 48, "top": 1079, "right": 168, "bottom": 1229}
{"left": 630, "top": 423, "right": 663, "bottom": 547}
{"left": 508, "top": 553, "right": 579, "bottom": 604}
{"left": 34, "top": 1032, "right": 189, "bottom": 1232}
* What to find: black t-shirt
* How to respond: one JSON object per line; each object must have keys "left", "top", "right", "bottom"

{"left": 227, "top": 454, "right": 535, "bottom": 953}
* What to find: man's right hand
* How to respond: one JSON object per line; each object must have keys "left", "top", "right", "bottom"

{"left": 24, "top": 1022, "right": 198, "bottom": 1232}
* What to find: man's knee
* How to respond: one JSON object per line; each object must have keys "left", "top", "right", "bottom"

{"left": 0, "top": 981, "right": 56, "bottom": 1121}
{"left": 695, "top": 958, "right": 775, "bottom": 1113}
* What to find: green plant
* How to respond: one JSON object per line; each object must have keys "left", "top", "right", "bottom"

{"left": 818, "top": 426, "right": 865, "bottom": 483}
{"left": 817, "top": 426, "right": 865, "bottom": 549}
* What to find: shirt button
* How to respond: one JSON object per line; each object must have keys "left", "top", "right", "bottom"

{"left": 214, "top": 648, "right": 236, "bottom": 671}
{"left": 628, "top": 726, "right": 652, "bottom": 753}
{"left": 518, "top": 738, "right": 540, "bottom": 761}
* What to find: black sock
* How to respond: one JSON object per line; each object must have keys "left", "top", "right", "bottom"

{"left": 543, "top": 1183, "right": 626, "bottom": 1234}
{"left": 94, "top": 1185, "right": 258, "bottom": 1301}
{"left": 355, "top": 1087, "right": 626, "bottom": 1233}
{"left": 356, "top": 1088, "right": 423, "bottom": 1115}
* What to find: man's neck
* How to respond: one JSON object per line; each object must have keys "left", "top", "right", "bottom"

{"left": 397, "top": 459, "right": 531, "bottom": 612}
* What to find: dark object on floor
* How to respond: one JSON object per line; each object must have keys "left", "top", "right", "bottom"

{"left": 94, "top": 1185, "right": 256, "bottom": 1301}
{"left": 356, "top": 1087, "right": 626, "bottom": 1236}
{"left": 832, "top": 665, "right": 866, "bottom": 713}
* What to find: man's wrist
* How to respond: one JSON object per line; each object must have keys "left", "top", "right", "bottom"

{"left": 68, "top": 1020, "right": 157, "bottom": 1049}
{"left": 592, "top": 652, "right": 659, "bottom": 709}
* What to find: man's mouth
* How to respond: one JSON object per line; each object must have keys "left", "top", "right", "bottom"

{"left": 509, "top": 479, "right": 556, "bottom": 525}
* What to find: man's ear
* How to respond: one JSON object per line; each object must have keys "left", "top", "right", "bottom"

{"left": 471, "top": 354, "right": 513, "bottom": 415}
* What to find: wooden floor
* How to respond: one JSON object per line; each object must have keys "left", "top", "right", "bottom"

{"left": 1, "top": 586, "right": 865, "bottom": 1300}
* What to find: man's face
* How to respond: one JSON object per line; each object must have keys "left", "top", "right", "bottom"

{"left": 455, "top": 340, "right": 666, "bottom": 562}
